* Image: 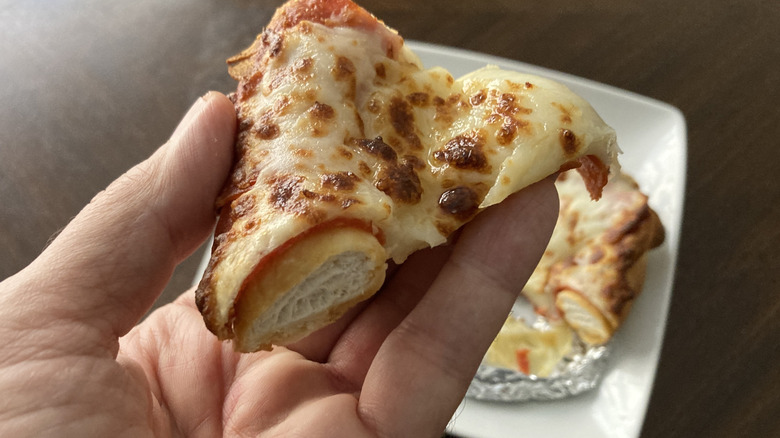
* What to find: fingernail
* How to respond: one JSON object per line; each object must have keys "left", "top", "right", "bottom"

{"left": 170, "top": 93, "right": 214, "bottom": 140}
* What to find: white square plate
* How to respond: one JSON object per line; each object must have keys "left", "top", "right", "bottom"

{"left": 403, "top": 42, "right": 687, "bottom": 438}
{"left": 193, "top": 41, "right": 687, "bottom": 438}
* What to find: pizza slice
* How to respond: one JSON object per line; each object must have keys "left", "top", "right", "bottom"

{"left": 195, "top": 0, "right": 621, "bottom": 352}
{"left": 521, "top": 170, "right": 665, "bottom": 345}
{"left": 481, "top": 168, "right": 664, "bottom": 378}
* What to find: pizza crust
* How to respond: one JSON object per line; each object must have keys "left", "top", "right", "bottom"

{"left": 232, "top": 225, "right": 386, "bottom": 352}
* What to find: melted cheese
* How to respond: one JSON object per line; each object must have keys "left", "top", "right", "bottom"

{"left": 196, "top": 0, "right": 621, "bottom": 342}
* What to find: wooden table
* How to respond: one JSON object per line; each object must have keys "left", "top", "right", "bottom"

{"left": 1, "top": 1, "right": 778, "bottom": 436}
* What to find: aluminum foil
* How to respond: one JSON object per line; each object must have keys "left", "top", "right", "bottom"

{"left": 466, "top": 327, "right": 611, "bottom": 402}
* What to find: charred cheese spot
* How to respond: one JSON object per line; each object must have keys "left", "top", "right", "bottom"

{"left": 358, "top": 161, "right": 371, "bottom": 177}
{"left": 321, "top": 171, "right": 360, "bottom": 191}
{"left": 353, "top": 136, "right": 397, "bottom": 161}
{"left": 274, "top": 95, "right": 292, "bottom": 115}
{"left": 333, "top": 56, "right": 357, "bottom": 100}
{"left": 485, "top": 113, "right": 501, "bottom": 125}
{"left": 337, "top": 146, "right": 354, "bottom": 159}
{"left": 262, "top": 30, "right": 284, "bottom": 58}
{"left": 310, "top": 101, "right": 335, "bottom": 119}
{"left": 266, "top": 176, "right": 328, "bottom": 224}
{"left": 302, "top": 89, "right": 317, "bottom": 103}
{"left": 505, "top": 81, "right": 524, "bottom": 92}
{"left": 230, "top": 194, "right": 256, "bottom": 223}
{"left": 389, "top": 97, "right": 422, "bottom": 149}
{"left": 406, "top": 92, "right": 430, "bottom": 107}
{"left": 254, "top": 109, "right": 282, "bottom": 140}
{"left": 483, "top": 92, "right": 533, "bottom": 145}
{"left": 291, "top": 148, "right": 313, "bottom": 158}
{"left": 309, "top": 101, "right": 336, "bottom": 137}
{"left": 269, "top": 175, "right": 306, "bottom": 214}
{"left": 352, "top": 136, "right": 416, "bottom": 182}
{"left": 604, "top": 204, "right": 653, "bottom": 244}
{"left": 293, "top": 57, "right": 314, "bottom": 75}
{"left": 333, "top": 56, "right": 356, "bottom": 80}
{"left": 438, "top": 186, "right": 480, "bottom": 221}
{"left": 243, "top": 218, "right": 258, "bottom": 232}
{"left": 497, "top": 93, "right": 517, "bottom": 114}
{"left": 254, "top": 123, "right": 281, "bottom": 140}
{"left": 553, "top": 102, "right": 573, "bottom": 124}
{"left": 496, "top": 118, "right": 529, "bottom": 146}
{"left": 434, "top": 130, "right": 491, "bottom": 173}
{"left": 497, "top": 92, "right": 532, "bottom": 116}
{"left": 559, "top": 129, "right": 581, "bottom": 156}
{"left": 302, "top": 189, "right": 336, "bottom": 203}
{"left": 237, "top": 74, "right": 261, "bottom": 101}
{"left": 433, "top": 94, "right": 463, "bottom": 124}
{"left": 375, "top": 161, "right": 422, "bottom": 204}
{"left": 374, "top": 62, "right": 386, "bottom": 79}
{"left": 470, "top": 89, "right": 487, "bottom": 106}
{"left": 238, "top": 118, "right": 254, "bottom": 132}
{"left": 297, "top": 21, "right": 314, "bottom": 34}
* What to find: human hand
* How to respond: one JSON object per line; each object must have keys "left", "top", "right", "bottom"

{"left": 0, "top": 92, "right": 558, "bottom": 437}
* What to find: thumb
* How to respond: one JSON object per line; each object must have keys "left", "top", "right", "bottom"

{"left": 1, "top": 92, "right": 236, "bottom": 348}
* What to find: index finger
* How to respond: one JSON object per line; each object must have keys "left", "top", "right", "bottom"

{"left": 356, "top": 178, "right": 559, "bottom": 437}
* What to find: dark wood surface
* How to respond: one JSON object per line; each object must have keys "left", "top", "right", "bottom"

{"left": 1, "top": 1, "right": 778, "bottom": 436}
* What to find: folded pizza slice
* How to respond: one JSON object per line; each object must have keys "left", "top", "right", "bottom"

{"left": 195, "top": 0, "right": 621, "bottom": 352}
